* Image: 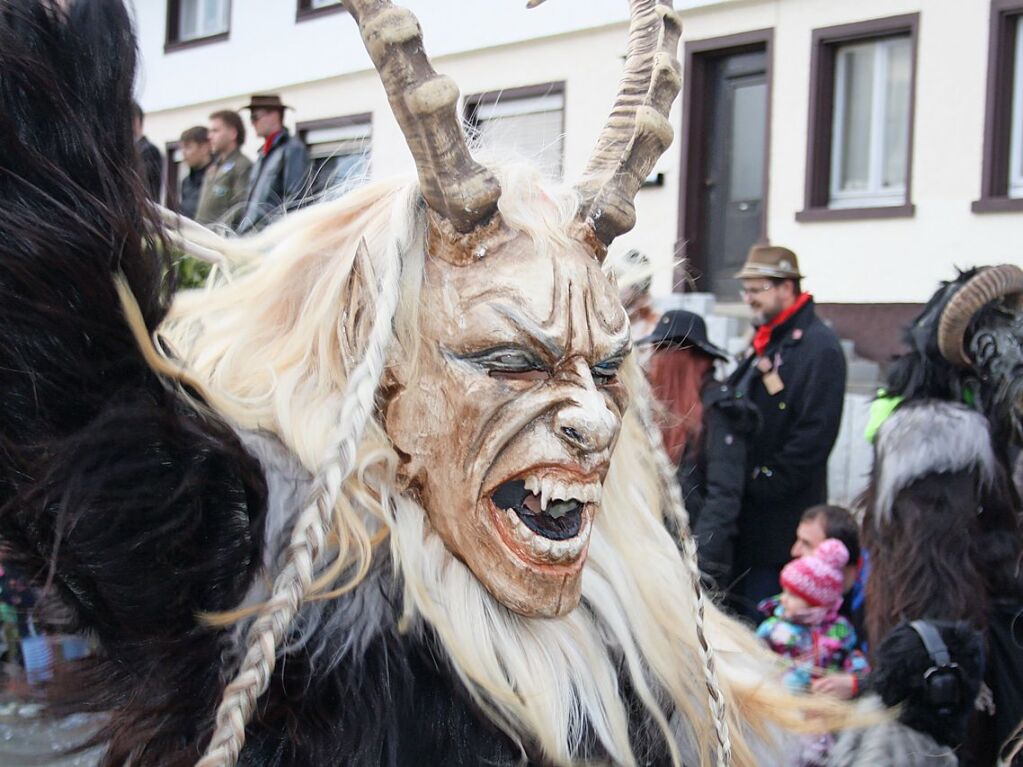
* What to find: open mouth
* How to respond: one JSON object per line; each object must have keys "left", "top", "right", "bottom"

{"left": 488, "top": 472, "right": 600, "bottom": 564}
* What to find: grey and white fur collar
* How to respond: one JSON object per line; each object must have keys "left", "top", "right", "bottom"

{"left": 873, "top": 399, "right": 996, "bottom": 527}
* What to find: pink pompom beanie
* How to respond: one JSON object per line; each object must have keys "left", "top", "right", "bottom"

{"left": 780, "top": 538, "right": 849, "bottom": 608}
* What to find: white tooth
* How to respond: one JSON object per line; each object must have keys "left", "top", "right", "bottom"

{"left": 524, "top": 475, "right": 540, "bottom": 495}
{"left": 556, "top": 481, "right": 573, "bottom": 502}
{"left": 530, "top": 536, "right": 552, "bottom": 556}
{"left": 514, "top": 518, "right": 533, "bottom": 543}
{"left": 549, "top": 539, "right": 570, "bottom": 561}
{"left": 569, "top": 482, "right": 586, "bottom": 503}
{"left": 591, "top": 483, "right": 603, "bottom": 504}
{"left": 550, "top": 480, "right": 565, "bottom": 502}
{"left": 540, "top": 476, "right": 558, "bottom": 511}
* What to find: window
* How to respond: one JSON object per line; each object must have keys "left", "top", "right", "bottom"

{"left": 297, "top": 0, "right": 345, "bottom": 22}
{"left": 465, "top": 83, "right": 565, "bottom": 178}
{"left": 166, "top": 0, "right": 230, "bottom": 51}
{"left": 164, "top": 141, "right": 184, "bottom": 210}
{"left": 975, "top": 2, "right": 1023, "bottom": 212}
{"left": 1012, "top": 16, "right": 1023, "bottom": 197}
{"left": 797, "top": 14, "right": 918, "bottom": 222}
{"left": 829, "top": 37, "right": 911, "bottom": 208}
{"left": 298, "top": 115, "right": 372, "bottom": 198}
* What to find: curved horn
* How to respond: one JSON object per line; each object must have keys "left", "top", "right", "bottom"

{"left": 345, "top": 0, "right": 500, "bottom": 233}
{"left": 937, "top": 264, "right": 1023, "bottom": 367}
{"left": 550, "top": 0, "right": 682, "bottom": 250}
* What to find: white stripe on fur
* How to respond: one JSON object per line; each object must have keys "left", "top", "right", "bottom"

{"left": 873, "top": 400, "right": 996, "bottom": 527}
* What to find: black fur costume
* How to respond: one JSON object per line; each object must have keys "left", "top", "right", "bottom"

{"left": 0, "top": 3, "right": 677, "bottom": 765}
{"left": 862, "top": 270, "right": 1023, "bottom": 764}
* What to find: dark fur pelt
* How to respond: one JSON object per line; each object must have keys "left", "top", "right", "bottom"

{"left": 233, "top": 561, "right": 674, "bottom": 767}
{"left": 871, "top": 621, "right": 985, "bottom": 748}
{"left": 862, "top": 400, "right": 1023, "bottom": 649}
{"left": 0, "top": 1, "right": 267, "bottom": 763}
{"left": 885, "top": 269, "right": 978, "bottom": 406}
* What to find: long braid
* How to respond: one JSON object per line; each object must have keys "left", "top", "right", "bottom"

{"left": 631, "top": 371, "right": 734, "bottom": 767}
{"left": 194, "top": 230, "right": 404, "bottom": 767}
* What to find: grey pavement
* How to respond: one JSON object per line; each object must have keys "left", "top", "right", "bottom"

{"left": 0, "top": 703, "right": 101, "bottom": 767}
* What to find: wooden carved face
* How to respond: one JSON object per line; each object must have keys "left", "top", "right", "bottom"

{"left": 385, "top": 231, "right": 630, "bottom": 616}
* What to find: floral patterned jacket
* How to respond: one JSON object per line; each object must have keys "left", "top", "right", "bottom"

{"left": 755, "top": 596, "right": 870, "bottom": 692}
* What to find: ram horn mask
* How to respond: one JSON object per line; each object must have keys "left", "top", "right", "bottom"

{"left": 937, "top": 264, "right": 1023, "bottom": 367}
{"left": 346, "top": 0, "right": 682, "bottom": 261}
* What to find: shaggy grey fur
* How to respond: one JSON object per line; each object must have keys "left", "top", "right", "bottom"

{"left": 230, "top": 430, "right": 398, "bottom": 672}
{"left": 873, "top": 401, "right": 996, "bottom": 527}
{"left": 827, "top": 699, "right": 958, "bottom": 766}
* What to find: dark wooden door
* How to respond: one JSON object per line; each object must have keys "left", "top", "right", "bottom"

{"left": 698, "top": 50, "right": 768, "bottom": 299}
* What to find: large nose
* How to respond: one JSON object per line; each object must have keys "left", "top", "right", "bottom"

{"left": 554, "top": 375, "right": 618, "bottom": 454}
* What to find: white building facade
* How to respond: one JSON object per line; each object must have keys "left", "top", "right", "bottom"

{"left": 137, "top": 0, "right": 1022, "bottom": 336}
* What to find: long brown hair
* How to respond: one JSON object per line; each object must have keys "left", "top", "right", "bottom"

{"left": 646, "top": 346, "right": 715, "bottom": 464}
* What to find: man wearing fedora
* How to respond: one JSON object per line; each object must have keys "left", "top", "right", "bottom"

{"left": 726, "top": 244, "right": 846, "bottom": 622}
{"left": 237, "top": 94, "right": 310, "bottom": 234}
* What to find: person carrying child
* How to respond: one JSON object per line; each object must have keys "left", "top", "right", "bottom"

{"left": 756, "top": 538, "right": 869, "bottom": 694}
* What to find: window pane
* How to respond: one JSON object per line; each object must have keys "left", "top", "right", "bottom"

{"left": 177, "top": 0, "right": 227, "bottom": 40}
{"left": 475, "top": 93, "right": 564, "bottom": 177}
{"left": 729, "top": 81, "right": 766, "bottom": 202}
{"left": 311, "top": 0, "right": 341, "bottom": 7}
{"left": 882, "top": 38, "right": 911, "bottom": 189}
{"left": 1011, "top": 16, "right": 1023, "bottom": 197}
{"left": 180, "top": 0, "right": 199, "bottom": 40}
{"left": 306, "top": 121, "right": 372, "bottom": 197}
{"left": 835, "top": 45, "right": 874, "bottom": 192}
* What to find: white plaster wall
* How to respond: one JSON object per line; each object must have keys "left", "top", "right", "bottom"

{"left": 136, "top": 0, "right": 1023, "bottom": 304}
{"left": 139, "top": 15, "right": 690, "bottom": 284}
{"left": 682, "top": 0, "right": 1023, "bottom": 303}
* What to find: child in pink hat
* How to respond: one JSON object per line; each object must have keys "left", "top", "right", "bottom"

{"left": 756, "top": 538, "right": 869, "bottom": 694}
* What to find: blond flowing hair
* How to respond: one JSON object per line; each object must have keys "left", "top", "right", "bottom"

{"left": 157, "top": 163, "right": 857, "bottom": 767}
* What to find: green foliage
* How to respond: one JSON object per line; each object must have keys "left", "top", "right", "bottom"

{"left": 175, "top": 254, "right": 213, "bottom": 290}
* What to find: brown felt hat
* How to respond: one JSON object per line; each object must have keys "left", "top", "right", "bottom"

{"left": 239, "top": 94, "right": 291, "bottom": 112}
{"left": 735, "top": 244, "right": 804, "bottom": 280}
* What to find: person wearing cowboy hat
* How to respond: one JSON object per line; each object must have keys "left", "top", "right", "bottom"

{"left": 237, "top": 94, "right": 310, "bottom": 234}
{"left": 724, "top": 244, "right": 846, "bottom": 623}
{"left": 640, "top": 310, "right": 760, "bottom": 588}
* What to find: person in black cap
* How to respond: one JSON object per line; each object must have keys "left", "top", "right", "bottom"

{"left": 641, "top": 310, "right": 759, "bottom": 588}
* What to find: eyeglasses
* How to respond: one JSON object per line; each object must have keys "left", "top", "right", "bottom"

{"left": 740, "top": 283, "right": 776, "bottom": 296}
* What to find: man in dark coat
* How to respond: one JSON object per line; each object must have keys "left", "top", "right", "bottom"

{"left": 131, "top": 101, "right": 163, "bottom": 201}
{"left": 726, "top": 245, "right": 846, "bottom": 622}
{"left": 177, "top": 125, "right": 212, "bottom": 220}
{"left": 238, "top": 94, "right": 310, "bottom": 234}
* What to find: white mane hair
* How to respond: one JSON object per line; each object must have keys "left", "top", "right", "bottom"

{"left": 162, "top": 162, "right": 854, "bottom": 767}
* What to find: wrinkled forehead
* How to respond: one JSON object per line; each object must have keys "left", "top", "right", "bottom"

{"left": 421, "top": 232, "right": 630, "bottom": 359}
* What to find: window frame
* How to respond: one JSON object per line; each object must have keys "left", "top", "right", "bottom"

{"left": 165, "top": 0, "right": 231, "bottom": 53}
{"left": 296, "top": 0, "right": 347, "bottom": 23}
{"left": 463, "top": 81, "right": 567, "bottom": 179}
{"left": 164, "top": 141, "right": 182, "bottom": 211}
{"left": 974, "top": 1, "right": 1023, "bottom": 213}
{"left": 796, "top": 13, "right": 919, "bottom": 223}
{"left": 297, "top": 113, "right": 373, "bottom": 195}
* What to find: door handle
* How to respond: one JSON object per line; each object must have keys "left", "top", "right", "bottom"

{"left": 737, "top": 202, "right": 751, "bottom": 211}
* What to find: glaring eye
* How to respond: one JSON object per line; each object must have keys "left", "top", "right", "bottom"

{"left": 592, "top": 358, "right": 623, "bottom": 385}
{"left": 466, "top": 347, "right": 549, "bottom": 381}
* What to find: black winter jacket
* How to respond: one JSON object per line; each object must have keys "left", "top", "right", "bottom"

{"left": 727, "top": 299, "right": 846, "bottom": 568}
{"left": 677, "top": 381, "right": 760, "bottom": 587}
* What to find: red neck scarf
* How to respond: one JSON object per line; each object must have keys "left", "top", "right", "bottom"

{"left": 261, "top": 129, "right": 282, "bottom": 157}
{"left": 753, "top": 292, "right": 813, "bottom": 357}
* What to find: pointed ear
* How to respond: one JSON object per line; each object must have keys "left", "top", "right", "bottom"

{"left": 338, "top": 237, "right": 376, "bottom": 361}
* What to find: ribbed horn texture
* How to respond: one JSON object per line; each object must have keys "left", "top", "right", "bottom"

{"left": 937, "top": 264, "right": 1023, "bottom": 367}
{"left": 574, "top": 0, "right": 683, "bottom": 251}
{"left": 346, "top": 0, "right": 501, "bottom": 233}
